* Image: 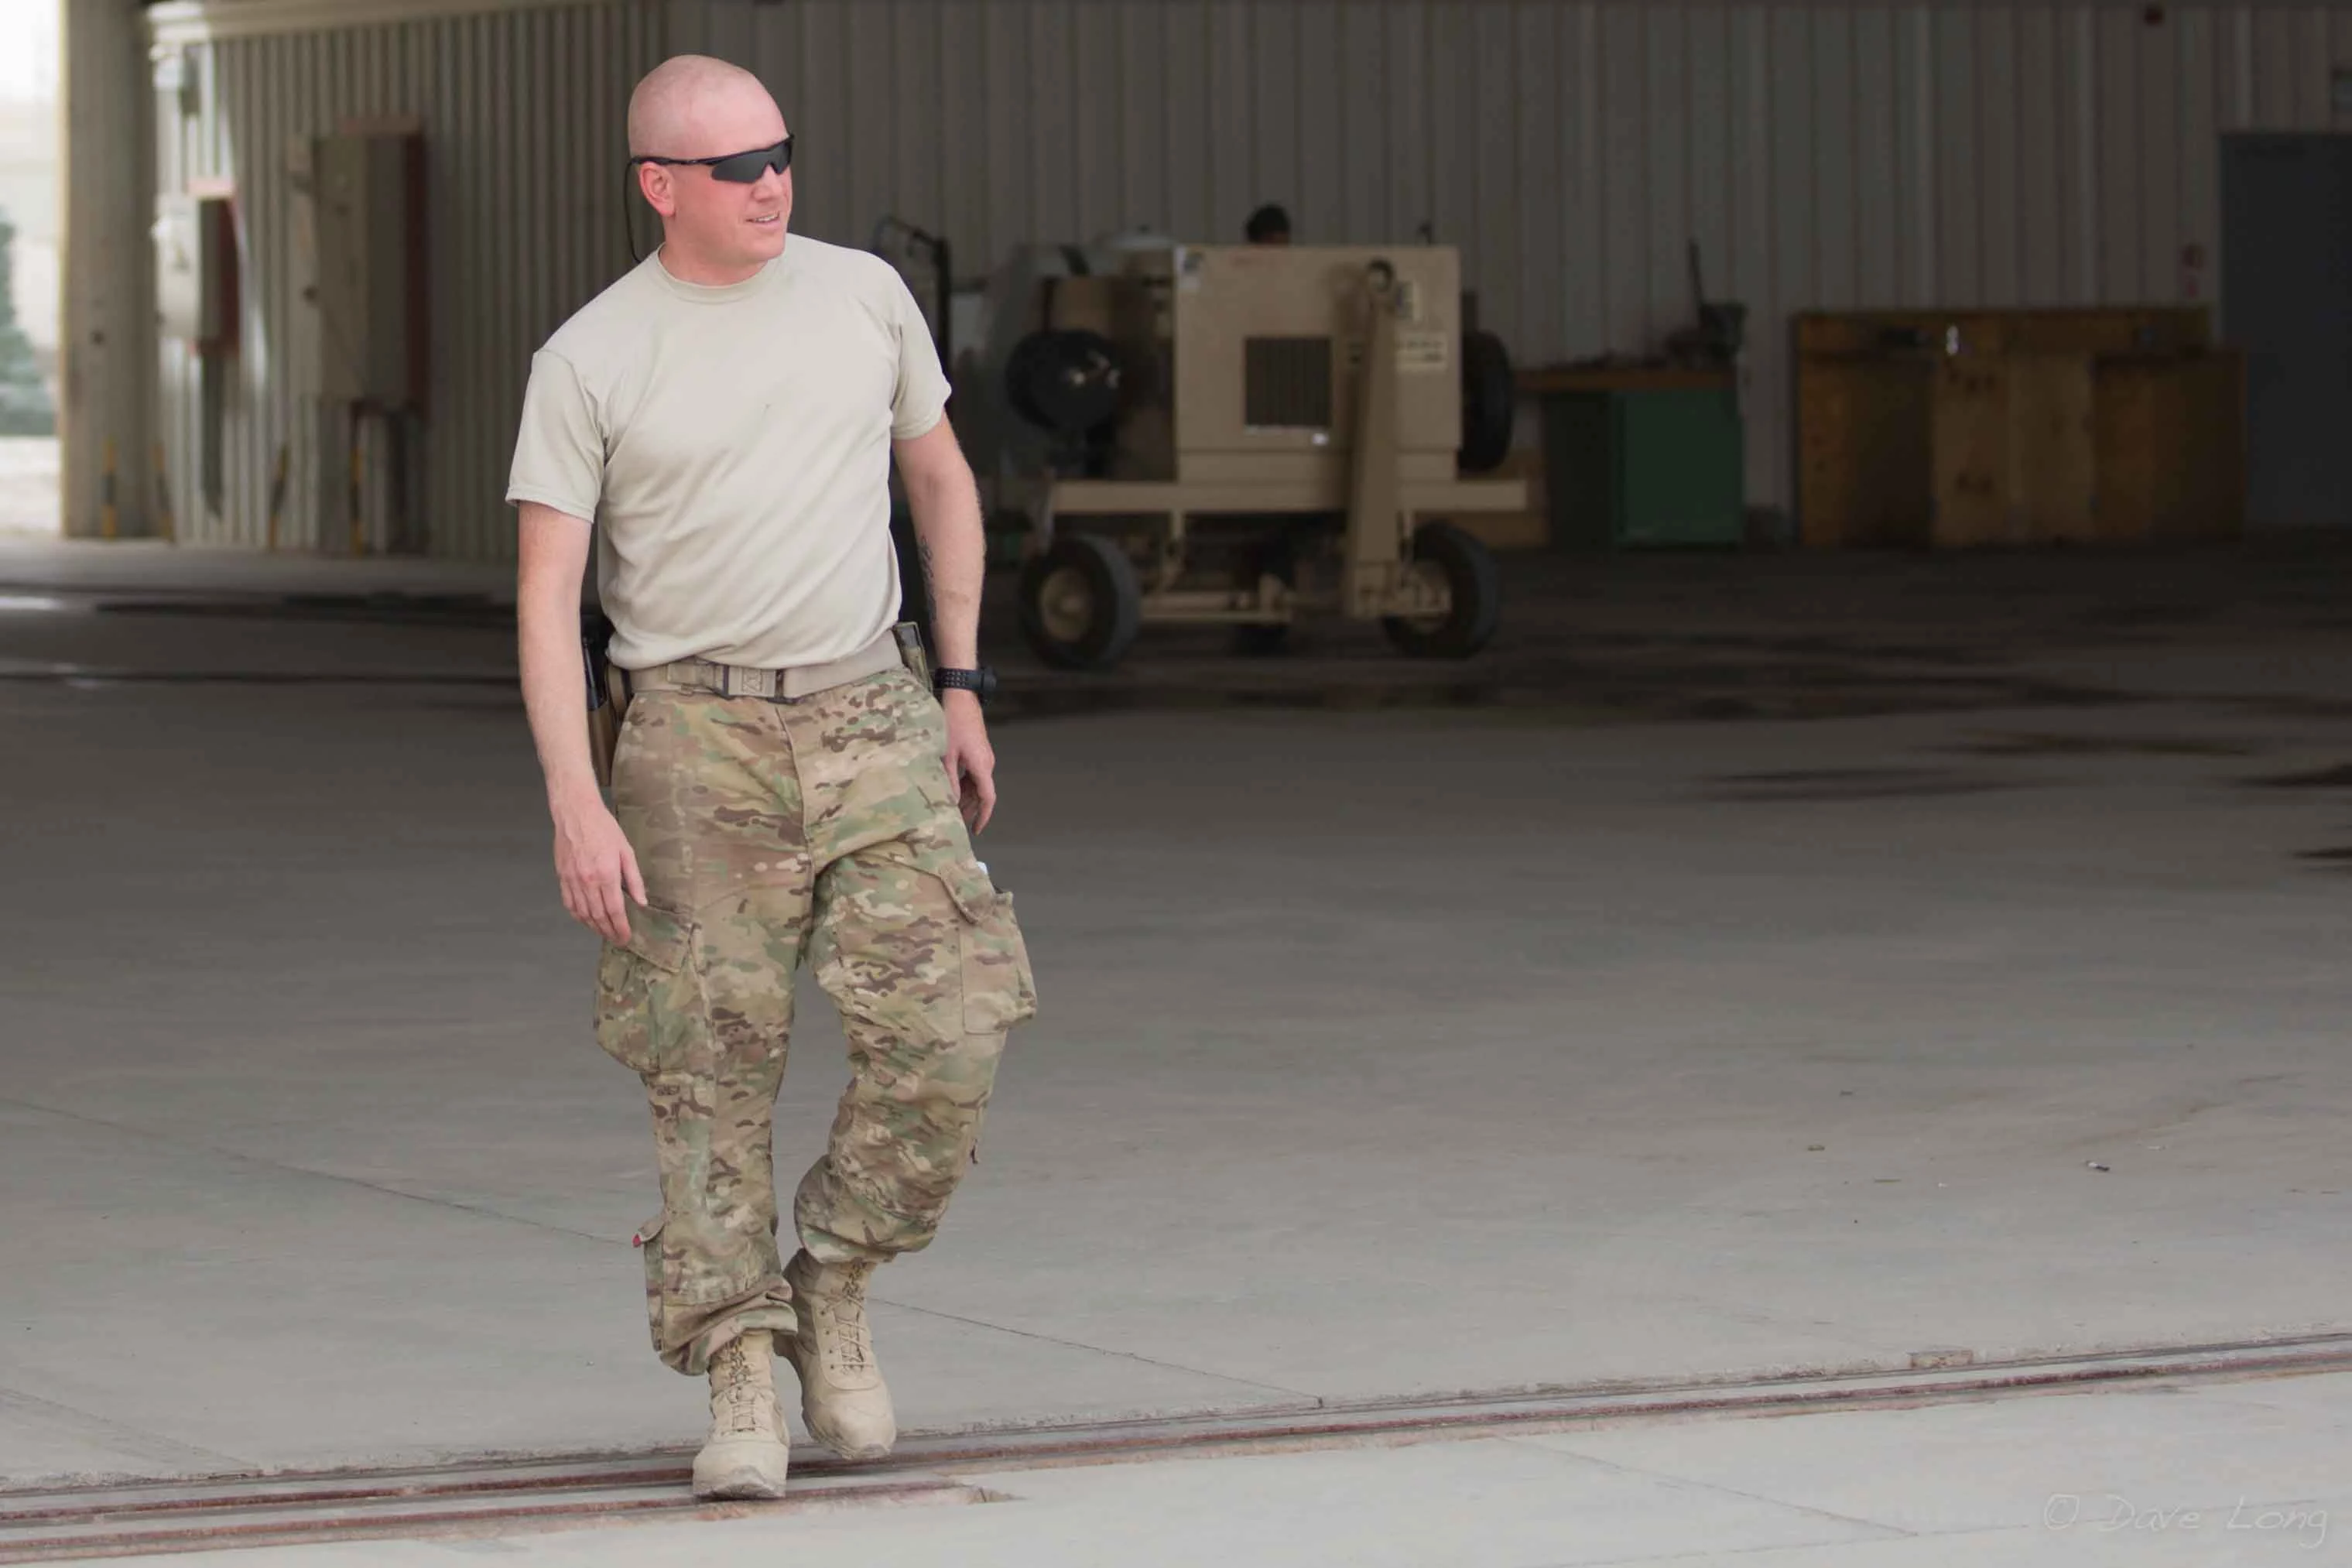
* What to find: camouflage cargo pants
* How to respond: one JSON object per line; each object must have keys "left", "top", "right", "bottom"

{"left": 595, "top": 667, "right": 1036, "bottom": 1376}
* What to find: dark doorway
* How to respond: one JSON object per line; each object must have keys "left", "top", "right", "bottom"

{"left": 2223, "top": 134, "right": 2352, "bottom": 531}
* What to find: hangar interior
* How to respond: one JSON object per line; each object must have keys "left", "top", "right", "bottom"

{"left": 53, "top": 0, "right": 2352, "bottom": 556}
{"left": 9, "top": 0, "right": 2352, "bottom": 1558}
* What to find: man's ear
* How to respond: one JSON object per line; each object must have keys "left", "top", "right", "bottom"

{"left": 636, "top": 163, "right": 675, "bottom": 219}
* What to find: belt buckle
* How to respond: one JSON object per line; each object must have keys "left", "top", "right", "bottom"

{"left": 736, "top": 666, "right": 775, "bottom": 699}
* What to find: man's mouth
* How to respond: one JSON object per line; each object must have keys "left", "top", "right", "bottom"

{"left": 750, "top": 214, "right": 781, "bottom": 226}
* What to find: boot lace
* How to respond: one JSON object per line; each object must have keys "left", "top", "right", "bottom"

{"left": 714, "top": 1344, "right": 770, "bottom": 1435}
{"left": 816, "top": 1275, "right": 875, "bottom": 1378}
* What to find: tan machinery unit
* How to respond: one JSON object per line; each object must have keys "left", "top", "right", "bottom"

{"left": 977, "top": 242, "right": 1523, "bottom": 669}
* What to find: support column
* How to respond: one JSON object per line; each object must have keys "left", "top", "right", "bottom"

{"left": 61, "top": 0, "right": 155, "bottom": 539}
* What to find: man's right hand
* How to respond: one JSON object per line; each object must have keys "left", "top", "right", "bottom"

{"left": 552, "top": 787, "right": 648, "bottom": 944}
{"left": 518, "top": 504, "right": 645, "bottom": 943}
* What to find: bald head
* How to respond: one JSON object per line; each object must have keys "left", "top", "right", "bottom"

{"left": 628, "top": 55, "right": 783, "bottom": 159}
{"left": 626, "top": 54, "right": 794, "bottom": 284}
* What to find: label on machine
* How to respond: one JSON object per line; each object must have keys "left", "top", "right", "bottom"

{"left": 1344, "top": 331, "right": 1453, "bottom": 375}
{"left": 1395, "top": 330, "right": 1450, "bottom": 374}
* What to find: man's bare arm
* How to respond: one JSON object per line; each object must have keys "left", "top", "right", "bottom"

{"left": 517, "top": 502, "right": 645, "bottom": 940}
{"left": 518, "top": 505, "right": 599, "bottom": 799}
{"left": 894, "top": 419, "right": 984, "bottom": 669}
{"left": 893, "top": 418, "right": 998, "bottom": 833}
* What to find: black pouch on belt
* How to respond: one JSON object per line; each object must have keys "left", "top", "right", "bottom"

{"left": 582, "top": 608, "right": 629, "bottom": 789}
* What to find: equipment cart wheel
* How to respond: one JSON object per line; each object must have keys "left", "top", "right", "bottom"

{"left": 1381, "top": 522, "right": 1501, "bottom": 659}
{"left": 1019, "top": 532, "right": 1143, "bottom": 670}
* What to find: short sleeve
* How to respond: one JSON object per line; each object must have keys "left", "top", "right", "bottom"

{"left": 505, "top": 351, "right": 604, "bottom": 521}
{"left": 887, "top": 270, "right": 952, "bottom": 442}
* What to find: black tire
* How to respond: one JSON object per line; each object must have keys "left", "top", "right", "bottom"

{"left": 1381, "top": 522, "right": 1501, "bottom": 659}
{"left": 1019, "top": 532, "right": 1142, "bottom": 670}
{"left": 1005, "top": 328, "right": 1123, "bottom": 436}
{"left": 1459, "top": 329, "right": 1515, "bottom": 474}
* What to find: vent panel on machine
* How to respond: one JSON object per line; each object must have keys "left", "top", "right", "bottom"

{"left": 1244, "top": 337, "right": 1333, "bottom": 430}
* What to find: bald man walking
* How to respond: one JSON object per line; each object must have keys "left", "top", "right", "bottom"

{"left": 508, "top": 56, "right": 1036, "bottom": 1500}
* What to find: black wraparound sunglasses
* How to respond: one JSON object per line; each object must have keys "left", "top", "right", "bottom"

{"left": 623, "top": 136, "right": 794, "bottom": 263}
{"left": 629, "top": 135, "right": 793, "bottom": 183}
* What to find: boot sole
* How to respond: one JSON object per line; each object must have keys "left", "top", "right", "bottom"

{"left": 692, "top": 1443, "right": 791, "bottom": 1501}
{"left": 810, "top": 1433, "right": 895, "bottom": 1462}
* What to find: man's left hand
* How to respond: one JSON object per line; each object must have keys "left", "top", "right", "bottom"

{"left": 941, "top": 690, "right": 997, "bottom": 834}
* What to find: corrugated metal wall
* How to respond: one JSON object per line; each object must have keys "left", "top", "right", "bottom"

{"left": 675, "top": 0, "right": 2352, "bottom": 525}
{"left": 150, "top": 0, "right": 2352, "bottom": 556}
{"left": 153, "top": 1, "right": 664, "bottom": 556}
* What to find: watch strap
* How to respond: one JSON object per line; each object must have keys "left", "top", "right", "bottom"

{"left": 934, "top": 666, "right": 997, "bottom": 702}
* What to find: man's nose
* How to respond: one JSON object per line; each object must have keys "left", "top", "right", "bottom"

{"left": 753, "top": 165, "right": 789, "bottom": 201}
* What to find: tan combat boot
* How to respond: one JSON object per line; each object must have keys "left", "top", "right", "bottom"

{"left": 779, "top": 1251, "right": 897, "bottom": 1460}
{"left": 692, "top": 1330, "right": 791, "bottom": 1500}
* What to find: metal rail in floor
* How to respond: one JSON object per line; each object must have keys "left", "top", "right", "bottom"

{"left": 9, "top": 1331, "right": 2351, "bottom": 1561}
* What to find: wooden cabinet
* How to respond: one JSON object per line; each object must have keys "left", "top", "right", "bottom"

{"left": 2096, "top": 352, "right": 2249, "bottom": 544}
{"left": 1796, "top": 309, "right": 2244, "bottom": 549}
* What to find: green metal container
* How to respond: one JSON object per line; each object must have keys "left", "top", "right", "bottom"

{"left": 1542, "top": 387, "right": 1745, "bottom": 549}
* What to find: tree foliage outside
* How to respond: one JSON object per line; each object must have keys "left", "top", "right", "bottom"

{"left": 0, "top": 207, "right": 56, "bottom": 437}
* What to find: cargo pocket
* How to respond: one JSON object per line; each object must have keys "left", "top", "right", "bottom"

{"left": 632, "top": 1210, "right": 668, "bottom": 1356}
{"left": 593, "top": 902, "right": 700, "bottom": 1073}
{"left": 939, "top": 860, "right": 1039, "bottom": 1036}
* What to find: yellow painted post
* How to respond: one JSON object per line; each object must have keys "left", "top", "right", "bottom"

{"left": 152, "top": 442, "right": 175, "bottom": 542}
{"left": 347, "top": 420, "right": 365, "bottom": 556}
{"left": 265, "top": 443, "right": 289, "bottom": 552}
{"left": 100, "top": 438, "right": 118, "bottom": 539}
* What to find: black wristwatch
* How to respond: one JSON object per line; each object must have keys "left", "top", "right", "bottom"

{"left": 934, "top": 666, "right": 998, "bottom": 707}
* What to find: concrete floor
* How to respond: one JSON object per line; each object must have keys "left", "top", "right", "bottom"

{"left": 2, "top": 536, "right": 2350, "bottom": 1522}
{"left": 81, "top": 1370, "right": 2352, "bottom": 1566}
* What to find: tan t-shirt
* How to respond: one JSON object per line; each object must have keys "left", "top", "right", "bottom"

{"left": 506, "top": 237, "right": 950, "bottom": 670}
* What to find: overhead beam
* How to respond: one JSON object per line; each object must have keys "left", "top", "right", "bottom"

{"left": 147, "top": 0, "right": 647, "bottom": 49}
